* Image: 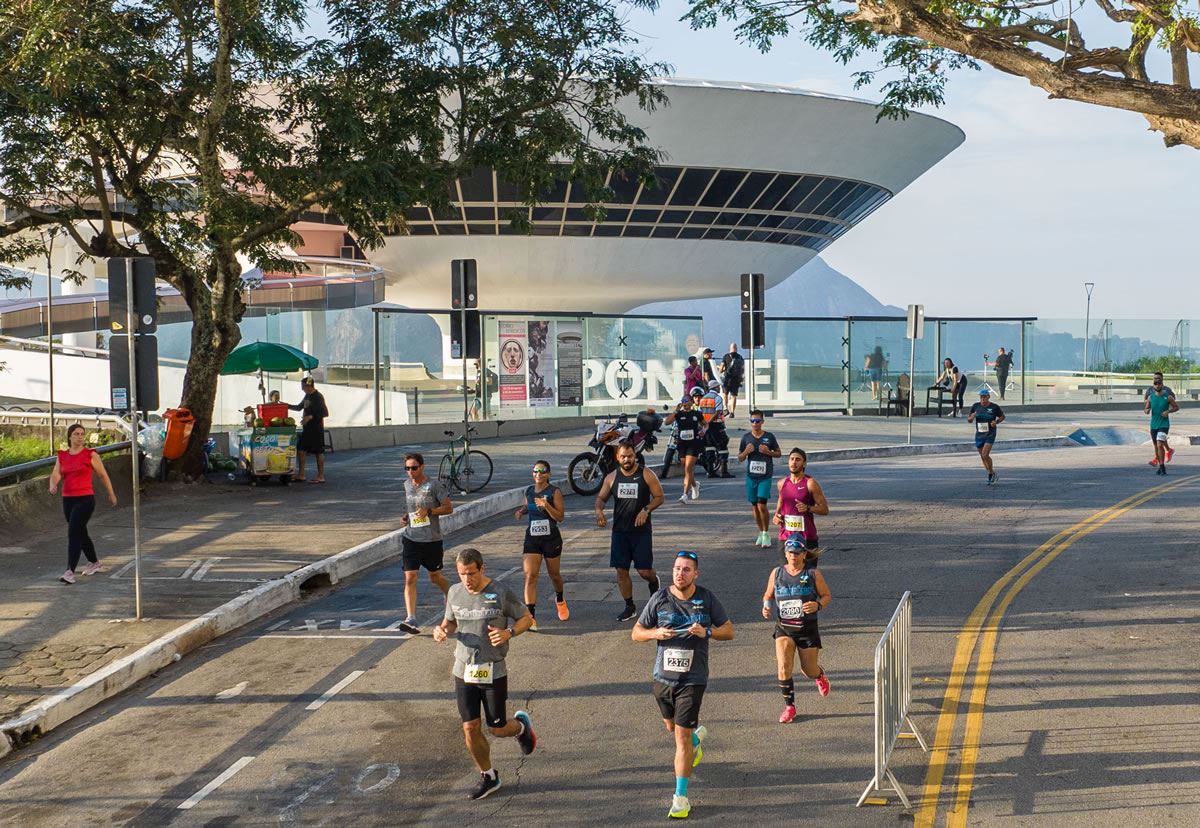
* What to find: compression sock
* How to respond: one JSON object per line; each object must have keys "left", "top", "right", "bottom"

{"left": 556, "top": 591, "right": 564, "bottom": 602}
{"left": 624, "top": 597, "right": 636, "bottom": 612}
{"left": 648, "top": 578, "right": 660, "bottom": 594}
{"left": 691, "top": 730, "right": 701, "bottom": 747}
{"left": 780, "top": 678, "right": 795, "bottom": 706}
{"left": 526, "top": 603, "right": 536, "bottom": 618}
{"left": 675, "top": 776, "right": 689, "bottom": 797}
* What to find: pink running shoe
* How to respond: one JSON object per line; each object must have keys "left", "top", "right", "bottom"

{"left": 60, "top": 570, "right": 76, "bottom": 584}
{"left": 1149, "top": 458, "right": 1159, "bottom": 466}
{"left": 80, "top": 561, "right": 104, "bottom": 576}
{"left": 1167, "top": 447, "right": 1175, "bottom": 463}
{"left": 815, "top": 672, "right": 830, "bottom": 697}
{"left": 779, "top": 704, "right": 796, "bottom": 723}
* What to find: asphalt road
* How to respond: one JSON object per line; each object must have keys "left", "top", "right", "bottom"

{"left": 1, "top": 442, "right": 1196, "bottom": 827}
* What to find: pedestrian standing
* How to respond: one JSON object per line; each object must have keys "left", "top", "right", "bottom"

{"left": 698, "top": 380, "right": 733, "bottom": 478}
{"left": 595, "top": 440, "right": 665, "bottom": 621}
{"left": 737, "top": 410, "right": 781, "bottom": 547}
{"left": 513, "top": 460, "right": 569, "bottom": 628}
{"left": 632, "top": 550, "right": 734, "bottom": 820}
{"left": 967, "top": 386, "right": 1005, "bottom": 485}
{"left": 772, "top": 448, "right": 829, "bottom": 563}
{"left": 993, "top": 347, "right": 1013, "bottom": 399}
{"left": 290, "top": 377, "right": 328, "bottom": 482}
{"left": 1144, "top": 372, "right": 1179, "bottom": 474}
{"left": 719, "top": 343, "right": 745, "bottom": 418}
{"left": 683, "top": 357, "right": 703, "bottom": 396}
{"left": 699, "top": 347, "right": 718, "bottom": 385}
{"left": 762, "top": 537, "right": 831, "bottom": 723}
{"left": 48, "top": 424, "right": 118, "bottom": 584}
{"left": 397, "top": 452, "right": 453, "bottom": 634}
{"left": 432, "top": 548, "right": 537, "bottom": 800}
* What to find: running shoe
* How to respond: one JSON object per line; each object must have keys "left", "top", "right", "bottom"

{"left": 469, "top": 772, "right": 502, "bottom": 800}
{"left": 80, "top": 561, "right": 103, "bottom": 576}
{"left": 1149, "top": 457, "right": 1159, "bottom": 466}
{"left": 396, "top": 619, "right": 421, "bottom": 635}
{"left": 668, "top": 795, "right": 690, "bottom": 819}
{"left": 1158, "top": 464, "right": 1167, "bottom": 475}
{"left": 762, "top": 531, "right": 772, "bottom": 547}
{"left": 987, "top": 472, "right": 996, "bottom": 485}
{"left": 556, "top": 599, "right": 570, "bottom": 621}
{"left": 528, "top": 617, "right": 538, "bottom": 632}
{"left": 678, "top": 493, "right": 690, "bottom": 504}
{"left": 514, "top": 710, "right": 537, "bottom": 755}
{"left": 689, "top": 483, "right": 699, "bottom": 501}
{"left": 59, "top": 570, "right": 76, "bottom": 585}
{"left": 1167, "top": 447, "right": 1175, "bottom": 463}
{"left": 693, "top": 724, "right": 706, "bottom": 767}
{"left": 617, "top": 605, "right": 637, "bottom": 622}
{"left": 779, "top": 704, "right": 797, "bottom": 723}
{"left": 815, "top": 672, "right": 830, "bottom": 697}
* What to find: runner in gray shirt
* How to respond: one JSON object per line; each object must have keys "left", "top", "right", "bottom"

{"left": 398, "top": 452, "right": 453, "bottom": 634}
{"left": 433, "top": 548, "right": 537, "bottom": 801}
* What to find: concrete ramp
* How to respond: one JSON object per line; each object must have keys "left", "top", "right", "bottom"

{"left": 1067, "top": 427, "right": 1148, "bottom": 447}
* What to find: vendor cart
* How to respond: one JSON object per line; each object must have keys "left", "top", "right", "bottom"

{"left": 237, "top": 427, "right": 298, "bottom": 485}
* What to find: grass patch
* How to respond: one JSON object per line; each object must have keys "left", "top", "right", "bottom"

{"left": 0, "top": 435, "right": 56, "bottom": 470}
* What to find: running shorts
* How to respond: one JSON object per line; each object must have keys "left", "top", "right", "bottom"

{"left": 455, "top": 675, "right": 508, "bottom": 728}
{"left": 523, "top": 528, "right": 563, "bottom": 558}
{"left": 652, "top": 680, "right": 706, "bottom": 729}
{"left": 745, "top": 476, "right": 772, "bottom": 504}
{"left": 773, "top": 621, "right": 822, "bottom": 650}
{"left": 1152, "top": 426, "right": 1169, "bottom": 441}
{"left": 678, "top": 439, "right": 704, "bottom": 458}
{"left": 974, "top": 431, "right": 996, "bottom": 450}
{"left": 723, "top": 377, "right": 742, "bottom": 395}
{"left": 401, "top": 537, "right": 444, "bottom": 572}
{"left": 610, "top": 530, "right": 653, "bottom": 570}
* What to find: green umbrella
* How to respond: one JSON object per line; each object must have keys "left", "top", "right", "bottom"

{"left": 220, "top": 342, "right": 319, "bottom": 375}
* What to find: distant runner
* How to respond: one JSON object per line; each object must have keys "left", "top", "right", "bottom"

{"left": 398, "top": 452, "right": 453, "bottom": 634}
{"left": 763, "top": 537, "right": 832, "bottom": 723}
{"left": 967, "top": 386, "right": 1005, "bottom": 485}
{"left": 773, "top": 448, "right": 829, "bottom": 563}
{"left": 632, "top": 551, "right": 734, "bottom": 819}
{"left": 1145, "top": 372, "right": 1179, "bottom": 475}
{"left": 737, "top": 410, "right": 781, "bottom": 548}
{"left": 432, "top": 548, "right": 537, "bottom": 800}
{"left": 664, "top": 388, "right": 706, "bottom": 502}
{"left": 596, "top": 441, "right": 665, "bottom": 621}
{"left": 514, "top": 460, "right": 568, "bottom": 629}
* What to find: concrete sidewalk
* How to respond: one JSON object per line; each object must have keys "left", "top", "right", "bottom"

{"left": 0, "top": 407, "right": 1178, "bottom": 727}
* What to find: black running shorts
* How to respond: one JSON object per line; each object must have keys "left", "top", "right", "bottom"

{"left": 455, "top": 675, "right": 508, "bottom": 728}
{"left": 652, "top": 681, "right": 706, "bottom": 729}
{"left": 401, "top": 537, "right": 445, "bottom": 572}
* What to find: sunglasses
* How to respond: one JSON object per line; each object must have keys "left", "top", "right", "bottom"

{"left": 532, "top": 468, "right": 549, "bottom": 474}
{"left": 404, "top": 465, "right": 421, "bottom": 471}
{"left": 750, "top": 418, "right": 763, "bottom": 424}
{"left": 676, "top": 551, "right": 699, "bottom": 561}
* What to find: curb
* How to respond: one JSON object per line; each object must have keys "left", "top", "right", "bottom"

{"left": 804, "top": 435, "right": 1075, "bottom": 462}
{"left": 0, "top": 479, "right": 540, "bottom": 757}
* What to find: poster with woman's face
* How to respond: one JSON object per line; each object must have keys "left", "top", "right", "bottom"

{"left": 501, "top": 339, "right": 525, "bottom": 373}
{"left": 498, "top": 321, "right": 528, "bottom": 405}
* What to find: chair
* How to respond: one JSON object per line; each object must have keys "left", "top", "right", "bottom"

{"left": 323, "top": 429, "right": 334, "bottom": 453}
{"left": 885, "top": 374, "right": 911, "bottom": 417}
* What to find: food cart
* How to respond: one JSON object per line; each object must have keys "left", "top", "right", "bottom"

{"left": 237, "top": 425, "right": 298, "bottom": 485}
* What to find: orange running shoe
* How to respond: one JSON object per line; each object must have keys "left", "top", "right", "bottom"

{"left": 556, "top": 599, "right": 570, "bottom": 621}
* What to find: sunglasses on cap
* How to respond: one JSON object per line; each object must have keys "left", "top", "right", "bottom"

{"left": 676, "top": 551, "right": 699, "bottom": 562}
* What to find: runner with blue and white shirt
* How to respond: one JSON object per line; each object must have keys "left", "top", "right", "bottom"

{"left": 633, "top": 551, "right": 734, "bottom": 820}
{"left": 762, "top": 536, "right": 832, "bottom": 724}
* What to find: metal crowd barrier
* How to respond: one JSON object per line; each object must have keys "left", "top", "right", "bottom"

{"left": 856, "top": 590, "right": 928, "bottom": 808}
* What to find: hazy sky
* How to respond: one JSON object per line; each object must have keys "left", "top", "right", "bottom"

{"left": 624, "top": 1, "right": 1199, "bottom": 319}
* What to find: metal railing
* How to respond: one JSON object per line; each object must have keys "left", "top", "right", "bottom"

{"left": 857, "top": 591, "right": 928, "bottom": 808}
{"left": 0, "top": 440, "right": 132, "bottom": 484}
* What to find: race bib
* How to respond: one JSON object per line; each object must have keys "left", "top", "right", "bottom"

{"left": 748, "top": 459, "right": 768, "bottom": 476}
{"left": 662, "top": 648, "right": 693, "bottom": 674}
{"left": 529, "top": 519, "right": 551, "bottom": 536}
{"left": 976, "top": 420, "right": 991, "bottom": 433}
{"left": 463, "top": 662, "right": 493, "bottom": 685}
{"left": 409, "top": 511, "right": 431, "bottom": 528}
{"left": 679, "top": 429, "right": 694, "bottom": 441}
{"left": 617, "top": 482, "right": 639, "bottom": 499}
{"left": 778, "top": 599, "right": 806, "bottom": 621}
{"left": 784, "top": 514, "right": 805, "bottom": 533}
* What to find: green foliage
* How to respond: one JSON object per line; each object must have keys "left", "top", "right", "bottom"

{"left": 0, "top": 435, "right": 54, "bottom": 469}
{"left": 1112, "top": 355, "right": 1195, "bottom": 375}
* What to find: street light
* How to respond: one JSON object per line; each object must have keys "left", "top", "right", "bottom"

{"left": 1083, "top": 282, "right": 1095, "bottom": 375}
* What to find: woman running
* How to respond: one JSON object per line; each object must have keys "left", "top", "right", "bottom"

{"left": 772, "top": 448, "right": 829, "bottom": 563}
{"left": 664, "top": 388, "right": 707, "bottom": 503}
{"left": 514, "top": 459, "right": 568, "bottom": 629}
{"left": 48, "top": 424, "right": 118, "bottom": 584}
{"left": 762, "top": 536, "right": 832, "bottom": 722}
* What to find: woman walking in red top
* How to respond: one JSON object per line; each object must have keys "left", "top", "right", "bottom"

{"left": 48, "top": 424, "right": 118, "bottom": 584}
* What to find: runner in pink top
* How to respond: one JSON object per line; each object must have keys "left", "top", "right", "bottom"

{"left": 772, "top": 448, "right": 829, "bottom": 564}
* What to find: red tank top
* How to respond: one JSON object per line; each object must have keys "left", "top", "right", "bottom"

{"left": 58, "top": 448, "right": 95, "bottom": 497}
{"left": 778, "top": 475, "right": 817, "bottom": 541}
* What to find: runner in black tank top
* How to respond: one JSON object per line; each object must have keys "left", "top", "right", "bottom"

{"left": 613, "top": 466, "right": 652, "bottom": 532}
{"left": 596, "top": 441, "right": 666, "bottom": 621}
{"left": 514, "top": 460, "right": 569, "bottom": 628}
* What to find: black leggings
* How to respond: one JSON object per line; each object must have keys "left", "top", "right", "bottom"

{"left": 63, "top": 495, "right": 98, "bottom": 571}
{"left": 953, "top": 380, "right": 967, "bottom": 413}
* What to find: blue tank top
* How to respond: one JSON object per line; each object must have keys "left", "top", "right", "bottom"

{"left": 773, "top": 565, "right": 818, "bottom": 628}
{"left": 524, "top": 484, "right": 560, "bottom": 536}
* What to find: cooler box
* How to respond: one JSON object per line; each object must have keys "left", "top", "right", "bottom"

{"left": 258, "top": 403, "right": 289, "bottom": 423}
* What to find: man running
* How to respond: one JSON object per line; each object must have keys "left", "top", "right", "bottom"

{"left": 773, "top": 448, "right": 829, "bottom": 563}
{"left": 433, "top": 548, "right": 537, "bottom": 800}
{"left": 596, "top": 440, "right": 665, "bottom": 621}
{"left": 632, "top": 551, "right": 734, "bottom": 819}
{"left": 967, "top": 386, "right": 1005, "bottom": 484}
{"left": 719, "top": 342, "right": 745, "bottom": 418}
{"left": 664, "top": 388, "right": 706, "bottom": 502}
{"left": 762, "top": 537, "right": 831, "bottom": 723}
{"left": 1145, "top": 372, "right": 1179, "bottom": 475}
{"left": 398, "top": 452, "right": 453, "bottom": 634}
{"left": 737, "top": 410, "right": 781, "bottom": 547}
{"left": 513, "top": 459, "right": 568, "bottom": 629}
{"left": 698, "top": 379, "right": 733, "bottom": 479}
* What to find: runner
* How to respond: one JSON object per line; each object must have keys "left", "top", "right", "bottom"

{"left": 663, "top": 388, "right": 707, "bottom": 502}
{"left": 967, "top": 386, "right": 1005, "bottom": 484}
{"left": 595, "top": 440, "right": 665, "bottom": 621}
{"left": 432, "top": 547, "right": 537, "bottom": 800}
{"left": 632, "top": 551, "right": 734, "bottom": 819}
{"left": 513, "top": 459, "right": 569, "bottom": 629}
{"left": 737, "top": 410, "right": 781, "bottom": 547}
{"left": 772, "top": 448, "right": 829, "bottom": 563}
{"left": 699, "top": 379, "right": 733, "bottom": 479}
{"left": 397, "top": 452, "right": 453, "bottom": 634}
{"left": 719, "top": 342, "right": 745, "bottom": 418}
{"left": 1144, "top": 372, "right": 1179, "bottom": 475}
{"left": 762, "top": 537, "right": 832, "bottom": 723}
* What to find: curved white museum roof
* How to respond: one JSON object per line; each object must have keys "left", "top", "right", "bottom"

{"left": 372, "top": 78, "right": 965, "bottom": 313}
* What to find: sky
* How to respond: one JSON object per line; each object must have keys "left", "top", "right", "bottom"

{"left": 622, "top": 1, "right": 1200, "bottom": 320}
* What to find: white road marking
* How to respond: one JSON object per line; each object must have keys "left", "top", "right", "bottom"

{"left": 215, "top": 681, "right": 248, "bottom": 700}
{"left": 179, "top": 560, "right": 202, "bottom": 579}
{"left": 265, "top": 619, "right": 290, "bottom": 632}
{"left": 340, "top": 619, "right": 378, "bottom": 630}
{"left": 110, "top": 561, "right": 135, "bottom": 579}
{"left": 192, "top": 557, "right": 223, "bottom": 580}
{"left": 177, "top": 756, "right": 255, "bottom": 810}
{"left": 262, "top": 634, "right": 411, "bottom": 640}
{"left": 305, "top": 670, "right": 366, "bottom": 711}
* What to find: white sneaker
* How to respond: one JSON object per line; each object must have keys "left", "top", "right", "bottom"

{"left": 678, "top": 493, "right": 690, "bottom": 504}
{"left": 689, "top": 483, "right": 699, "bottom": 501}
{"left": 80, "top": 561, "right": 103, "bottom": 576}
{"left": 668, "top": 795, "right": 690, "bottom": 819}
{"left": 60, "top": 570, "right": 76, "bottom": 584}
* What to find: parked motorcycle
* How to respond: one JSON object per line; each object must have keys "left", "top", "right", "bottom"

{"left": 568, "top": 411, "right": 662, "bottom": 496}
{"left": 658, "top": 420, "right": 678, "bottom": 479}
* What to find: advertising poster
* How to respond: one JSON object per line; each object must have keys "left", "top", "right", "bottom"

{"left": 498, "top": 321, "right": 528, "bottom": 406}
{"left": 556, "top": 321, "right": 584, "bottom": 406}
{"left": 527, "top": 320, "right": 555, "bottom": 407}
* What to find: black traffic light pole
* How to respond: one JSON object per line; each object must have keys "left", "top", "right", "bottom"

{"left": 123, "top": 259, "right": 143, "bottom": 620}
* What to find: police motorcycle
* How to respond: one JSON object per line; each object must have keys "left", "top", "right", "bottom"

{"left": 567, "top": 410, "right": 663, "bottom": 496}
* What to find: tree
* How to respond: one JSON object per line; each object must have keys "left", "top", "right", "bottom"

{"left": 684, "top": 0, "right": 1200, "bottom": 149}
{"left": 0, "top": 0, "right": 664, "bottom": 473}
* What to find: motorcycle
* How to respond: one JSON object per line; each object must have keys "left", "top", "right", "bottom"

{"left": 658, "top": 420, "right": 678, "bottom": 479}
{"left": 568, "top": 411, "right": 662, "bottom": 496}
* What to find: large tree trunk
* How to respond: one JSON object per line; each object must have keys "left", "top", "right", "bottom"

{"left": 176, "top": 304, "right": 242, "bottom": 478}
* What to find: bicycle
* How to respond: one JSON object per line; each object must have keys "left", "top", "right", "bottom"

{"left": 438, "top": 427, "right": 493, "bottom": 493}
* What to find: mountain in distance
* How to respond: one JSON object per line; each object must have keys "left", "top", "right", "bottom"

{"left": 632, "top": 256, "right": 902, "bottom": 349}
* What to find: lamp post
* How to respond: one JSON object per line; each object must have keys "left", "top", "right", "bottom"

{"left": 1083, "top": 282, "right": 1095, "bottom": 375}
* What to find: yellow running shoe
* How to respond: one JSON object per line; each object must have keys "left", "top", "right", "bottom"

{"left": 669, "top": 795, "right": 690, "bottom": 819}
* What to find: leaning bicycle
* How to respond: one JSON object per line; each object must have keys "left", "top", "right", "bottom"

{"left": 438, "top": 427, "right": 493, "bottom": 493}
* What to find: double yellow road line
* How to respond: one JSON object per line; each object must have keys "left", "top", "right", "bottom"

{"left": 915, "top": 473, "right": 1198, "bottom": 828}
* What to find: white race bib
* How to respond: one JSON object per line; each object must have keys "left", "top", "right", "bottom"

{"left": 663, "top": 648, "right": 694, "bottom": 673}
{"left": 748, "top": 459, "right": 768, "bottom": 476}
{"left": 679, "top": 429, "right": 694, "bottom": 441}
{"left": 617, "top": 482, "right": 639, "bottom": 499}
{"left": 529, "top": 519, "right": 551, "bottom": 536}
{"left": 409, "top": 511, "right": 431, "bottom": 528}
{"left": 778, "top": 599, "right": 806, "bottom": 621}
{"left": 463, "top": 662, "right": 493, "bottom": 685}
{"left": 784, "top": 514, "right": 805, "bottom": 533}
{"left": 976, "top": 420, "right": 991, "bottom": 433}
